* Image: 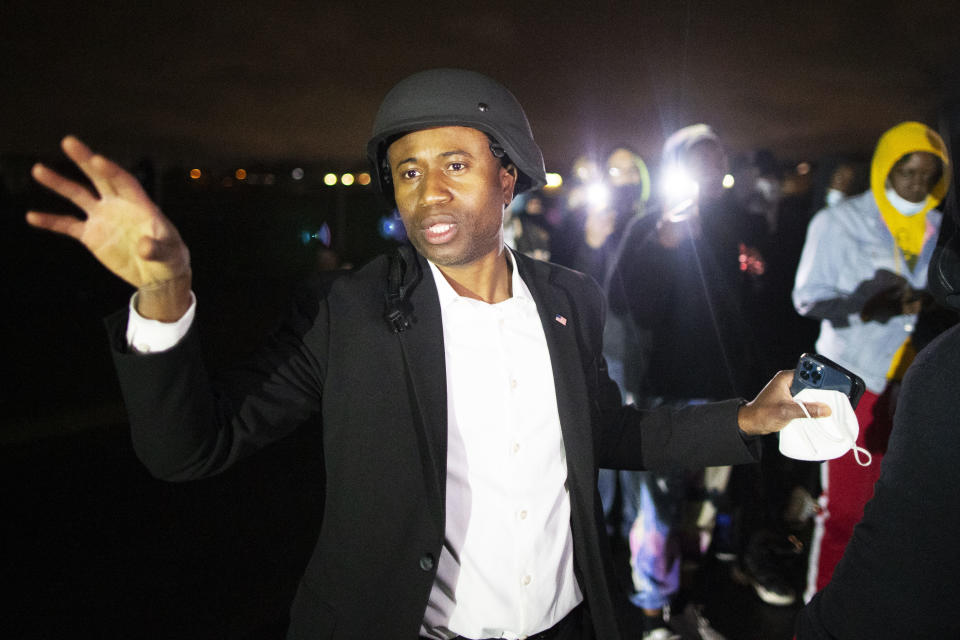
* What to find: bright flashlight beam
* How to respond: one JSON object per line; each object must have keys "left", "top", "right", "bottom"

{"left": 661, "top": 168, "right": 700, "bottom": 221}
{"left": 661, "top": 168, "right": 698, "bottom": 201}
{"left": 585, "top": 182, "right": 610, "bottom": 209}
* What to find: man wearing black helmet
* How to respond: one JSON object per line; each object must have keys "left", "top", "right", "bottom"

{"left": 27, "top": 69, "right": 825, "bottom": 640}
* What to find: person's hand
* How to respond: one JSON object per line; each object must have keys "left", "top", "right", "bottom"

{"left": 656, "top": 213, "right": 701, "bottom": 248}
{"left": 27, "top": 136, "right": 192, "bottom": 321}
{"left": 856, "top": 270, "right": 933, "bottom": 322}
{"left": 584, "top": 208, "right": 616, "bottom": 248}
{"left": 900, "top": 289, "right": 932, "bottom": 316}
{"left": 737, "top": 370, "right": 832, "bottom": 436}
{"left": 859, "top": 283, "right": 907, "bottom": 323}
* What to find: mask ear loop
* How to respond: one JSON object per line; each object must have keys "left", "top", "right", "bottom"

{"left": 792, "top": 396, "right": 872, "bottom": 466}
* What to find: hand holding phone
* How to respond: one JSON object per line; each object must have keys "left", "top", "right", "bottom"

{"left": 790, "top": 353, "right": 866, "bottom": 410}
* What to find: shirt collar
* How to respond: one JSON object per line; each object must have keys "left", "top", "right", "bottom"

{"left": 427, "top": 247, "right": 534, "bottom": 308}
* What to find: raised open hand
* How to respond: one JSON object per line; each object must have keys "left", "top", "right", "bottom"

{"left": 27, "top": 136, "right": 192, "bottom": 320}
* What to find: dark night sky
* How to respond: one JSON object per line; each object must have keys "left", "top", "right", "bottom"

{"left": 2, "top": 0, "right": 957, "bottom": 170}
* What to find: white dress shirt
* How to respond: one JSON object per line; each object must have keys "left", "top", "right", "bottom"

{"left": 420, "top": 251, "right": 582, "bottom": 640}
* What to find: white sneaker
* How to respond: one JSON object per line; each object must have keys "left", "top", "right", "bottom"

{"left": 642, "top": 628, "right": 681, "bottom": 640}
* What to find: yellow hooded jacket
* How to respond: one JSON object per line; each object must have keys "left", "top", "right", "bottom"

{"left": 871, "top": 122, "right": 950, "bottom": 380}
{"left": 870, "top": 121, "right": 950, "bottom": 265}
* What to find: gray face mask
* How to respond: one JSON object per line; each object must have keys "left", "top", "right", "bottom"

{"left": 779, "top": 389, "right": 871, "bottom": 466}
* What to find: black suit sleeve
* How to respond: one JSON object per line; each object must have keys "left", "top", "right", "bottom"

{"left": 566, "top": 262, "right": 759, "bottom": 472}
{"left": 106, "top": 285, "right": 329, "bottom": 481}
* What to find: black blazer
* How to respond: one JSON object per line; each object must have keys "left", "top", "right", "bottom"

{"left": 108, "top": 248, "right": 757, "bottom": 640}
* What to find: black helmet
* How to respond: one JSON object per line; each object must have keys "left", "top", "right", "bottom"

{"left": 366, "top": 68, "right": 547, "bottom": 206}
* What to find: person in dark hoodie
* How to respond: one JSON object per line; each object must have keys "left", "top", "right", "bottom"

{"left": 606, "top": 124, "right": 769, "bottom": 639}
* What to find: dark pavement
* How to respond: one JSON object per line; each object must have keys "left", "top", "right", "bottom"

{"left": 3, "top": 414, "right": 807, "bottom": 640}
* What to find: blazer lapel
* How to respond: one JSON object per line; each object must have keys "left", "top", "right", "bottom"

{"left": 514, "top": 253, "right": 597, "bottom": 494}
{"left": 394, "top": 254, "right": 448, "bottom": 534}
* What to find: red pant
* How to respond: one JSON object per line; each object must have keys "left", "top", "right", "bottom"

{"left": 804, "top": 386, "right": 894, "bottom": 600}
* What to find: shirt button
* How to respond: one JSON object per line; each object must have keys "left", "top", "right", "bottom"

{"left": 522, "top": 575, "right": 531, "bottom": 586}
{"left": 519, "top": 510, "right": 528, "bottom": 520}
{"left": 512, "top": 442, "right": 521, "bottom": 454}
{"left": 904, "top": 323, "right": 915, "bottom": 332}
{"left": 510, "top": 379, "right": 518, "bottom": 390}
{"left": 419, "top": 553, "right": 435, "bottom": 572}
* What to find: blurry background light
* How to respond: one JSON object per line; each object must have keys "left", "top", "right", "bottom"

{"left": 796, "top": 161, "right": 811, "bottom": 175}
{"left": 545, "top": 173, "right": 563, "bottom": 188}
{"left": 340, "top": 173, "right": 355, "bottom": 186}
{"left": 235, "top": 168, "right": 247, "bottom": 180}
{"left": 299, "top": 223, "right": 332, "bottom": 247}
{"left": 323, "top": 173, "right": 338, "bottom": 186}
{"left": 292, "top": 167, "right": 304, "bottom": 180}
{"left": 189, "top": 168, "right": 202, "bottom": 180}
{"left": 357, "top": 172, "right": 371, "bottom": 186}
{"left": 722, "top": 173, "right": 735, "bottom": 188}
{"left": 378, "top": 214, "right": 407, "bottom": 241}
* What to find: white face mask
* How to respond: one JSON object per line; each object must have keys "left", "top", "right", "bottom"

{"left": 779, "top": 388, "right": 872, "bottom": 466}
{"left": 885, "top": 186, "right": 927, "bottom": 216}
{"left": 825, "top": 188, "right": 846, "bottom": 207}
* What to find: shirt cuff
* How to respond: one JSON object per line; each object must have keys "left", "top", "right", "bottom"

{"left": 735, "top": 398, "right": 761, "bottom": 441}
{"left": 125, "top": 291, "right": 197, "bottom": 354}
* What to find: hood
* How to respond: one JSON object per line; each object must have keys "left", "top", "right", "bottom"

{"left": 870, "top": 121, "right": 951, "bottom": 260}
{"left": 661, "top": 123, "right": 723, "bottom": 169}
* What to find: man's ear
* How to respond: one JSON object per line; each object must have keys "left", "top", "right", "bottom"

{"left": 501, "top": 164, "right": 519, "bottom": 204}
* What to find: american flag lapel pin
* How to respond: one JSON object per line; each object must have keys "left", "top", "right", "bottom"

{"left": 554, "top": 314, "right": 567, "bottom": 326}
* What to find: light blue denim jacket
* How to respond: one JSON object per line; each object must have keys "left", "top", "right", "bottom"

{"left": 792, "top": 191, "right": 942, "bottom": 393}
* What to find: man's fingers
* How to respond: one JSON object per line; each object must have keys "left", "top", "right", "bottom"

{"left": 803, "top": 402, "right": 832, "bottom": 419}
{"left": 780, "top": 401, "right": 831, "bottom": 421}
{"left": 31, "top": 163, "right": 98, "bottom": 211}
{"left": 90, "top": 148, "right": 151, "bottom": 202}
{"left": 60, "top": 135, "right": 119, "bottom": 198}
{"left": 25, "top": 211, "right": 85, "bottom": 241}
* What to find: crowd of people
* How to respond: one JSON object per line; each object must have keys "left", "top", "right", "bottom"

{"left": 503, "top": 120, "right": 956, "bottom": 639}
{"left": 25, "top": 67, "right": 960, "bottom": 640}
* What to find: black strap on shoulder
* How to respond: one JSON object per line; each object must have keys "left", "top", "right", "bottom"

{"left": 384, "top": 244, "right": 422, "bottom": 333}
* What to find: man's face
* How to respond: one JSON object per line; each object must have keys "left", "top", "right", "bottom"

{"left": 606, "top": 148, "right": 641, "bottom": 187}
{"left": 388, "top": 126, "right": 516, "bottom": 267}
{"left": 829, "top": 164, "right": 855, "bottom": 194}
{"left": 888, "top": 152, "right": 940, "bottom": 204}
